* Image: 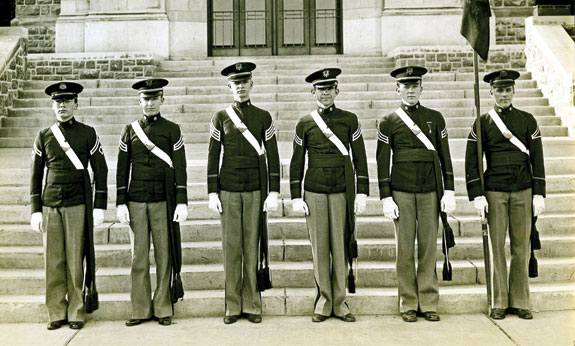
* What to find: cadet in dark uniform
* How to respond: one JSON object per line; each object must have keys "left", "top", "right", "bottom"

{"left": 290, "top": 68, "right": 368, "bottom": 323}
{"left": 207, "top": 62, "right": 280, "bottom": 324}
{"left": 465, "top": 70, "right": 546, "bottom": 320}
{"left": 30, "top": 82, "right": 108, "bottom": 330}
{"left": 116, "top": 78, "right": 188, "bottom": 327}
{"left": 376, "top": 66, "right": 455, "bottom": 322}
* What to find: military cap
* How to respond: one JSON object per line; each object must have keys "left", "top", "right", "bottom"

{"left": 390, "top": 66, "right": 428, "bottom": 83}
{"left": 305, "top": 68, "right": 341, "bottom": 87}
{"left": 132, "top": 78, "right": 169, "bottom": 95}
{"left": 221, "top": 62, "right": 256, "bottom": 81}
{"left": 44, "top": 81, "right": 84, "bottom": 100}
{"left": 483, "top": 69, "right": 520, "bottom": 87}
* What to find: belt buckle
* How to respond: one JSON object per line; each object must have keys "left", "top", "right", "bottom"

{"left": 411, "top": 124, "right": 421, "bottom": 136}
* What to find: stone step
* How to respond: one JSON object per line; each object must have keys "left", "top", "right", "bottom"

{"left": 2, "top": 257, "right": 573, "bottom": 296}
{"left": 158, "top": 60, "right": 396, "bottom": 71}
{"left": 0, "top": 282, "right": 573, "bottom": 322}
{"left": 1, "top": 235, "right": 573, "bottom": 269}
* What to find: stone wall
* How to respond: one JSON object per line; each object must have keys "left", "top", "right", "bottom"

{"left": 391, "top": 45, "right": 526, "bottom": 73}
{"left": 492, "top": 0, "right": 536, "bottom": 44}
{"left": 14, "top": 0, "right": 60, "bottom": 54}
{"left": 0, "top": 30, "right": 27, "bottom": 117}
{"left": 27, "top": 53, "right": 158, "bottom": 80}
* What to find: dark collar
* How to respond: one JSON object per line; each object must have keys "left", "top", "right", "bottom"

{"left": 142, "top": 113, "right": 161, "bottom": 125}
{"left": 58, "top": 117, "right": 76, "bottom": 129}
{"left": 494, "top": 104, "right": 513, "bottom": 115}
{"left": 318, "top": 104, "right": 336, "bottom": 116}
{"left": 401, "top": 102, "right": 420, "bottom": 113}
{"left": 233, "top": 99, "right": 251, "bottom": 109}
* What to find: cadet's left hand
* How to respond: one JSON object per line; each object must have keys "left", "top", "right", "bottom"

{"left": 93, "top": 208, "right": 105, "bottom": 227}
{"left": 263, "top": 192, "right": 279, "bottom": 212}
{"left": 533, "top": 195, "right": 545, "bottom": 217}
{"left": 441, "top": 190, "right": 456, "bottom": 215}
{"left": 354, "top": 193, "right": 367, "bottom": 214}
{"left": 173, "top": 203, "right": 188, "bottom": 223}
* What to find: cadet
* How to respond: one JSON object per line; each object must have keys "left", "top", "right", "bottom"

{"left": 465, "top": 70, "right": 546, "bottom": 320}
{"left": 376, "top": 66, "right": 456, "bottom": 322}
{"left": 30, "top": 82, "right": 108, "bottom": 330}
{"left": 290, "top": 68, "right": 368, "bottom": 323}
{"left": 116, "top": 78, "right": 188, "bottom": 326}
{"left": 207, "top": 62, "right": 280, "bottom": 324}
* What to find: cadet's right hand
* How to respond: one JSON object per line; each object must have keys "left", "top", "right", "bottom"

{"left": 292, "top": 198, "right": 309, "bottom": 215}
{"left": 117, "top": 204, "right": 131, "bottom": 224}
{"left": 208, "top": 193, "right": 223, "bottom": 213}
{"left": 30, "top": 212, "right": 43, "bottom": 232}
{"left": 473, "top": 196, "right": 489, "bottom": 221}
{"left": 382, "top": 197, "right": 399, "bottom": 220}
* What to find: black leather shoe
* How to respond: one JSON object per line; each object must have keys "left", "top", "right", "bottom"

{"left": 338, "top": 313, "right": 356, "bottom": 322}
{"left": 423, "top": 311, "right": 440, "bottom": 322}
{"left": 246, "top": 313, "right": 262, "bottom": 323}
{"left": 158, "top": 317, "right": 171, "bottom": 326}
{"left": 69, "top": 321, "right": 84, "bottom": 329}
{"left": 47, "top": 320, "right": 66, "bottom": 330}
{"left": 401, "top": 310, "right": 417, "bottom": 322}
{"left": 490, "top": 308, "right": 506, "bottom": 320}
{"left": 223, "top": 315, "right": 240, "bottom": 324}
{"left": 312, "top": 314, "right": 328, "bottom": 323}
{"left": 125, "top": 318, "right": 152, "bottom": 327}
{"left": 508, "top": 308, "right": 533, "bottom": 320}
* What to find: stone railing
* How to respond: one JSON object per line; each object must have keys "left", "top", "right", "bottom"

{"left": 390, "top": 45, "right": 526, "bottom": 73}
{"left": 27, "top": 52, "right": 158, "bottom": 80}
{"left": 0, "top": 27, "right": 28, "bottom": 118}
{"left": 525, "top": 16, "right": 575, "bottom": 136}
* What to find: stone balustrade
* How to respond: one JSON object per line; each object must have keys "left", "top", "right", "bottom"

{"left": 0, "top": 28, "right": 28, "bottom": 117}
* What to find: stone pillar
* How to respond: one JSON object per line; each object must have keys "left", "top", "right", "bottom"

{"left": 166, "top": 0, "right": 207, "bottom": 58}
{"left": 343, "top": 0, "right": 382, "bottom": 55}
{"left": 13, "top": 0, "right": 61, "bottom": 54}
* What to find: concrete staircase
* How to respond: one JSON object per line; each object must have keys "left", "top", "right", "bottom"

{"left": 0, "top": 55, "right": 574, "bottom": 322}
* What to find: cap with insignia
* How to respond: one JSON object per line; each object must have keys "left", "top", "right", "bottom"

{"left": 305, "top": 68, "right": 341, "bottom": 87}
{"left": 44, "top": 82, "right": 84, "bottom": 100}
{"left": 132, "top": 78, "right": 169, "bottom": 96}
{"left": 221, "top": 62, "right": 256, "bottom": 81}
{"left": 483, "top": 69, "right": 520, "bottom": 87}
{"left": 390, "top": 66, "right": 428, "bottom": 83}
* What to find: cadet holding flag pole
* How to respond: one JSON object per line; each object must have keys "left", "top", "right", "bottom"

{"left": 290, "top": 68, "right": 368, "bottom": 323}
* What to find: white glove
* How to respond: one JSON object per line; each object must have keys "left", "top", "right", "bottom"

{"left": 173, "top": 203, "right": 188, "bottom": 223}
{"left": 355, "top": 193, "right": 367, "bottom": 214}
{"left": 533, "top": 195, "right": 545, "bottom": 217}
{"left": 208, "top": 193, "right": 223, "bottom": 213}
{"left": 292, "top": 198, "right": 309, "bottom": 215}
{"left": 117, "top": 204, "right": 131, "bottom": 224}
{"left": 441, "top": 190, "right": 456, "bottom": 215}
{"left": 383, "top": 197, "right": 399, "bottom": 220}
{"left": 93, "top": 208, "right": 105, "bottom": 227}
{"left": 473, "top": 196, "right": 489, "bottom": 221}
{"left": 30, "top": 212, "right": 43, "bottom": 232}
{"left": 263, "top": 192, "right": 279, "bottom": 212}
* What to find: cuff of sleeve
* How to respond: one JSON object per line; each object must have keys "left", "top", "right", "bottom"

{"left": 378, "top": 183, "right": 391, "bottom": 200}
{"left": 269, "top": 180, "right": 280, "bottom": 193}
{"left": 94, "top": 192, "right": 107, "bottom": 210}
{"left": 31, "top": 197, "right": 42, "bottom": 214}
{"left": 467, "top": 184, "right": 483, "bottom": 201}
{"left": 207, "top": 182, "right": 218, "bottom": 194}
{"left": 533, "top": 181, "right": 546, "bottom": 198}
{"left": 357, "top": 181, "right": 369, "bottom": 195}
{"left": 444, "top": 178, "right": 455, "bottom": 192}
{"left": 176, "top": 190, "right": 188, "bottom": 205}
{"left": 290, "top": 184, "right": 302, "bottom": 199}
{"left": 116, "top": 191, "right": 127, "bottom": 206}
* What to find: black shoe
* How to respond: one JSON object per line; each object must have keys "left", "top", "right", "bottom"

{"left": 338, "top": 313, "right": 356, "bottom": 322}
{"left": 401, "top": 310, "right": 417, "bottom": 322}
{"left": 69, "top": 321, "right": 84, "bottom": 330}
{"left": 125, "top": 318, "right": 151, "bottom": 327}
{"left": 158, "top": 317, "right": 171, "bottom": 326}
{"left": 246, "top": 313, "right": 262, "bottom": 324}
{"left": 47, "top": 320, "right": 66, "bottom": 330}
{"left": 312, "top": 314, "right": 328, "bottom": 323}
{"left": 423, "top": 311, "right": 440, "bottom": 321}
{"left": 509, "top": 308, "right": 533, "bottom": 320}
{"left": 490, "top": 308, "right": 506, "bottom": 320}
{"left": 223, "top": 315, "right": 240, "bottom": 324}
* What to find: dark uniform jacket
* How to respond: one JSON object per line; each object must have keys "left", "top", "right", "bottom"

{"left": 290, "top": 104, "right": 369, "bottom": 198}
{"left": 30, "top": 118, "right": 108, "bottom": 213}
{"left": 376, "top": 102, "right": 454, "bottom": 199}
{"left": 116, "top": 114, "right": 187, "bottom": 205}
{"left": 465, "top": 104, "right": 546, "bottom": 200}
{"left": 207, "top": 100, "right": 280, "bottom": 194}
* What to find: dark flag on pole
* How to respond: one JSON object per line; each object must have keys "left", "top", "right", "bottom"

{"left": 460, "top": 0, "right": 491, "bottom": 60}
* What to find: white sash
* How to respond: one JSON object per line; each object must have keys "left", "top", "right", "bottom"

{"left": 50, "top": 124, "right": 84, "bottom": 170}
{"left": 487, "top": 109, "right": 529, "bottom": 155}
{"left": 131, "top": 121, "right": 174, "bottom": 168}
{"left": 309, "top": 110, "right": 349, "bottom": 156}
{"left": 225, "top": 106, "right": 265, "bottom": 156}
{"left": 394, "top": 108, "right": 436, "bottom": 151}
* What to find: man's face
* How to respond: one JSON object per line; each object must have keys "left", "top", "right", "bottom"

{"left": 490, "top": 85, "right": 515, "bottom": 109}
{"left": 396, "top": 80, "right": 422, "bottom": 106}
{"left": 52, "top": 98, "right": 78, "bottom": 122}
{"left": 139, "top": 94, "right": 164, "bottom": 116}
{"left": 228, "top": 79, "right": 253, "bottom": 100}
{"left": 312, "top": 84, "right": 339, "bottom": 107}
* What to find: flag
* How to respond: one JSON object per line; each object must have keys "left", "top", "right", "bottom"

{"left": 460, "top": 0, "right": 491, "bottom": 60}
